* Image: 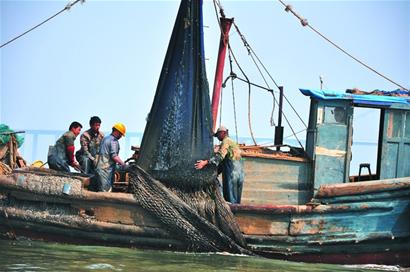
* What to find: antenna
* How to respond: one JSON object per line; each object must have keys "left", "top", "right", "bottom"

{"left": 319, "top": 75, "right": 324, "bottom": 90}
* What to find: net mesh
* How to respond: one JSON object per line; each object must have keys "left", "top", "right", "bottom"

{"left": 129, "top": 165, "right": 250, "bottom": 254}
{"left": 131, "top": 0, "right": 250, "bottom": 254}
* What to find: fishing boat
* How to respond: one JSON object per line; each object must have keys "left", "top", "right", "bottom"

{"left": 0, "top": 0, "right": 409, "bottom": 266}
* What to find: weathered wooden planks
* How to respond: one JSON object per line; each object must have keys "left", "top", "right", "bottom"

{"left": 315, "top": 176, "right": 410, "bottom": 198}
{"left": 242, "top": 156, "right": 312, "bottom": 205}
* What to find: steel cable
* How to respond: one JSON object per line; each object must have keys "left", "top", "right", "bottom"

{"left": 277, "top": 0, "right": 409, "bottom": 91}
{"left": 0, "top": 0, "right": 84, "bottom": 49}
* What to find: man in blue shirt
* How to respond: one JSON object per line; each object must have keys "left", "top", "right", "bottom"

{"left": 95, "top": 123, "right": 126, "bottom": 192}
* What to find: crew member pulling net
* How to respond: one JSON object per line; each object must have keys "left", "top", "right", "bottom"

{"left": 129, "top": 0, "right": 249, "bottom": 253}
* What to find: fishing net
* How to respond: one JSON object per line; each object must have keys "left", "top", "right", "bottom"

{"left": 137, "top": 0, "right": 213, "bottom": 189}
{"left": 129, "top": 0, "right": 249, "bottom": 253}
{"left": 129, "top": 166, "right": 250, "bottom": 254}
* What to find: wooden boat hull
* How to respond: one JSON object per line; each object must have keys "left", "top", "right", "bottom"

{"left": 233, "top": 202, "right": 410, "bottom": 266}
{"left": 0, "top": 170, "right": 409, "bottom": 266}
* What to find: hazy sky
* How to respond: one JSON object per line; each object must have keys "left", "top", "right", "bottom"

{"left": 1, "top": 0, "right": 409, "bottom": 153}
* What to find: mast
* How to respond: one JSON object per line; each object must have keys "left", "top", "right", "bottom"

{"left": 275, "top": 86, "right": 284, "bottom": 150}
{"left": 211, "top": 17, "right": 233, "bottom": 132}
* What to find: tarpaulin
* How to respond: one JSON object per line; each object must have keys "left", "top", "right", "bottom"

{"left": 137, "top": 0, "right": 214, "bottom": 188}
{"left": 0, "top": 124, "right": 24, "bottom": 148}
{"left": 300, "top": 88, "right": 410, "bottom": 106}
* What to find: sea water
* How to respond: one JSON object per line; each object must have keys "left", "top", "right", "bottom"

{"left": 0, "top": 239, "right": 402, "bottom": 272}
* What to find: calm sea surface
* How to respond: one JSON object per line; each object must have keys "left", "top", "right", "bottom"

{"left": 0, "top": 239, "right": 401, "bottom": 272}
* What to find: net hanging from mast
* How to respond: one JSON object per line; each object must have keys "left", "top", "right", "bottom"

{"left": 128, "top": 0, "right": 250, "bottom": 254}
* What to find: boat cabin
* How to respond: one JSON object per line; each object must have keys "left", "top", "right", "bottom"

{"left": 240, "top": 88, "right": 410, "bottom": 206}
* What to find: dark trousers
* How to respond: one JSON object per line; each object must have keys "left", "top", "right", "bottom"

{"left": 221, "top": 159, "right": 244, "bottom": 204}
{"left": 48, "top": 154, "right": 70, "bottom": 173}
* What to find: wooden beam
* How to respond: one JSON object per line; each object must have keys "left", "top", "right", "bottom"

{"left": 316, "top": 177, "right": 410, "bottom": 198}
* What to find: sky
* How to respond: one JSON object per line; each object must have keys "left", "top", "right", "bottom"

{"left": 0, "top": 0, "right": 409, "bottom": 164}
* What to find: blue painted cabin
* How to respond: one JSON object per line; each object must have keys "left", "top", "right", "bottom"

{"left": 233, "top": 89, "right": 410, "bottom": 265}
{"left": 240, "top": 89, "right": 410, "bottom": 205}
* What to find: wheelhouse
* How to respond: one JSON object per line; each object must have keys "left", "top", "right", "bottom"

{"left": 240, "top": 88, "right": 410, "bottom": 206}
{"left": 303, "top": 88, "right": 410, "bottom": 191}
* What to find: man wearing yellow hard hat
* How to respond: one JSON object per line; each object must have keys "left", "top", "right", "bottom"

{"left": 95, "top": 123, "right": 126, "bottom": 192}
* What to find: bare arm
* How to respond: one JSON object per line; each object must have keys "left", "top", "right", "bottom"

{"left": 112, "top": 155, "right": 125, "bottom": 166}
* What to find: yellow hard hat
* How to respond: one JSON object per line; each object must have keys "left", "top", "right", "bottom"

{"left": 113, "top": 123, "right": 126, "bottom": 136}
{"left": 31, "top": 160, "right": 45, "bottom": 168}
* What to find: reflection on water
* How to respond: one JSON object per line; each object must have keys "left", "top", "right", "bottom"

{"left": 0, "top": 239, "right": 396, "bottom": 272}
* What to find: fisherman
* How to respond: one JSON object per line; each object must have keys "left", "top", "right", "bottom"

{"left": 95, "top": 123, "right": 127, "bottom": 192}
{"left": 75, "top": 116, "right": 104, "bottom": 175}
{"left": 48, "top": 121, "right": 82, "bottom": 173}
{"left": 195, "top": 126, "right": 244, "bottom": 204}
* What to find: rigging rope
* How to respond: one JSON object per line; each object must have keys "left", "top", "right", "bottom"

{"left": 232, "top": 22, "right": 278, "bottom": 128}
{"left": 212, "top": 0, "right": 222, "bottom": 27}
{"left": 213, "top": 0, "right": 226, "bottom": 19}
{"left": 232, "top": 23, "right": 272, "bottom": 89}
{"left": 247, "top": 46, "right": 309, "bottom": 129}
{"left": 228, "top": 50, "right": 240, "bottom": 143}
{"left": 283, "top": 95, "right": 308, "bottom": 128}
{"left": 284, "top": 128, "right": 306, "bottom": 139}
{"left": 270, "top": 94, "right": 277, "bottom": 127}
{"left": 277, "top": 104, "right": 305, "bottom": 149}
{"left": 233, "top": 21, "right": 308, "bottom": 129}
{"left": 219, "top": 84, "right": 223, "bottom": 129}
{"left": 215, "top": 0, "right": 307, "bottom": 144}
{"left": 277, "top": 0, "right": 409, "bottom": 91}
{"left": 228, "top": 45, "right": 257, "bottom": 145}
{"left": 248, "top": 52, "right": 279, "bottom": 128}
{"left": 0, "top": 0, "right": 85, "bottom": 49}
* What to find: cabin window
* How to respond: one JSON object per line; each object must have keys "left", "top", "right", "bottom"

{"left": 324, "top": 106, "right": 346, "bottom": 124}
{"left": 386, "top": 111, "right": 402, "bottom": 138}
{"left": 405, "top": 112, "right": 410, "bottom": 138}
